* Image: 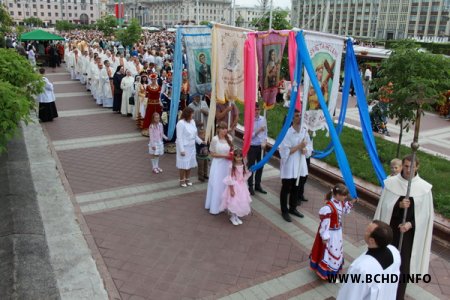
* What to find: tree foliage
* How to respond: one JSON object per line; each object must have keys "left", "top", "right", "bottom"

{"left": 235, "top": 15, "right": 244, "bottom": 28}
{"left": 199, "top": 20, "right": 209, "bottom": 26}
{"left": 116, "top": 18, "right": 142, "bottom": 47}
{"left": 96, "top": 15, "right": 117, "bottom": 37}
{"left": 23, "top": 17, "right": 44, "bottom": 27}
{"left": 250, "top": 9, "right": 292, "bottom": 31}
{"left": 373, "top": 40, "right": 450, "bottom": 155}
{"left": 55, "top": 20, "right": 75, "bottom": 31}
{"left": 0, "top": 4, "right": 12, "bottom": 47}
{"left": 0, "top": 49, "right": 44, "bottom": 153}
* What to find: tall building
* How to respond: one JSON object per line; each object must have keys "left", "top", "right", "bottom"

{"left": 106, "top": 0, "right": 232, "bottom": 27}
{"left": 4, "top": 0, "right": 102, "bottom": 26}
{"left": 291, "top": 0, "right": 450, "bottom": 40}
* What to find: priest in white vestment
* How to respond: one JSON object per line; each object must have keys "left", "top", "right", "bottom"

{"left": 337, "top": 221, "right": 401, "bottom": 300}
{"left": 120, "top": 69, "right": 135, "bottom": 115}
{"left": 374, "top": 155, "right": 433, "bottom": 300}
{"left": 100, "top": 60, "right": 114, "bottom": 108}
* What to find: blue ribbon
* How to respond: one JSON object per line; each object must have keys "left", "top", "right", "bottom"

{"left": 346, "top": 40, "right": 387, "bottom": 185}
{"left": 297, "top": 33, "right": 358, "bottom": 198}
{"left": 167, "top": 28, "right": 184, "bottom": 140}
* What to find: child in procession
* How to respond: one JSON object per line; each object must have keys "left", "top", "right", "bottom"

{"left": 220, "top": 149, "right": 252, "bottom": 226}
{"left": 149, "top": 112, "right": 168, "bottom": 174}
{"left": 309, "top": 183, "right": 357, "bottom": 279}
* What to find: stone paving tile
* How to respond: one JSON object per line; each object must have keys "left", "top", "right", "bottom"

{"left": 54, "top": 82, "right": 88, "bottom": 93}
{"left": 42, "top": 112, "right": 139, "bottom": 141}
{"left": 56, "top": 95, "right": 101, "bottom": 111}
{"left": 85, "top": 192, "right": 308, "bottom": 300}
{"left": 56, "top": 140, "right": 179, "bottom": 194}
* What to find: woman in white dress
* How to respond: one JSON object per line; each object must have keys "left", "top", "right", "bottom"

{"left": 205, "top": 122, "right": 233, "bottom": 215}
{"left": 120, "top": 69, "right": 134, "bottom": 116}
{"left": 176, "top": 107, "right": 203, "bottom": 187}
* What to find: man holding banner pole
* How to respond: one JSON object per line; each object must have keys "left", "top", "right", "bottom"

{"left": 279, "top": 110, "right": 312, "bottom": 222}
{"left": 215, "top": 100, "right": 239, "bottom": 135}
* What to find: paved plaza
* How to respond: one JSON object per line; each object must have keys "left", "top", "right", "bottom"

{"left": 18, "top": 67, "right": 450, "bottom": 299}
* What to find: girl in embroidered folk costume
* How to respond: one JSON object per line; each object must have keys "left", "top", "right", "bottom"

{"left": 310, "top": 183, "right": 357, "bottom": 279}
{"left": 220, "top": 149, "right": 252, "bottom": 226}
{"left": 149, "top": 112, "right": 168, "bottom": 174}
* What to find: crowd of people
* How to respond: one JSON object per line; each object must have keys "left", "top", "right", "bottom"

{"left": 31, "top": 29, "right": 435, "bottom": 300}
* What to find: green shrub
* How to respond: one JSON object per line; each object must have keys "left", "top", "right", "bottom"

{"left": 0, "top": 48, "right": 43, "bottom": 153}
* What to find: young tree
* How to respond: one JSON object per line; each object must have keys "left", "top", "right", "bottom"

{"left": 373, "top": 40, "right": 450, "bottom": 157}
{"left": 23, "top": 17, "right": 44, "bottom": 27}
{"left": 199, "top": 20, "right": 209, "bottom": 26}
{"left": 0, "top": 49, "right": 44, "bottom": 153}
{"left": 235, "top": 15, "right": 244, "bottom": 28}
{"left": 116, "top": 18, "right": 142, "bottom": 47}
{"left": 96, "top": 15, "right": 118, "bottom": 37}
{"left": 257, "top": 0, "right": 270, "bottom": 15}
{"left": 250, "top": 9, "right": 292, "bottom": 31}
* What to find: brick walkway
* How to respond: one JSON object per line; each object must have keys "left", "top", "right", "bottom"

{"left": 41, "top": 67, "right": 449, "bottom": 300}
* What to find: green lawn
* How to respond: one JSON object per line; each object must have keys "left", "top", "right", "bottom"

{"left": 237, "top": 102, "right": 450, "bottom": 219}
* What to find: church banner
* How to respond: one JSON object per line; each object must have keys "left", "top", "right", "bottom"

{"left": 302, "top": 32, "right": 344, "bottom": 134}
{"left": 184, "top": 27, "right": 212, "bottom": 96}
{"left": 256, "top": 31, "right": 288, "bottom": 110}
{"left": 211, "top": 23, "right": 247, "bottom": 104}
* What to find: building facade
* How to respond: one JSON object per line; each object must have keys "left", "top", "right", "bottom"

{"left": 106, "top": 0, "right": 232, "bottom": 27}
{"left": 234, "top": 5, "right": 265, "bottom": 29}
{"left": 291, "top": 0, "right": 450, "bottom": 40}
{"left": 4, "top": 0, "right": 103, "bottom": 26}
{"left": 234, "top": 6, "right": 291, "bottom": 29}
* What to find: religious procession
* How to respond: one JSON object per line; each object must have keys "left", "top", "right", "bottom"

{"left": 2, "top": 17, "right": 449, "bottom": 300}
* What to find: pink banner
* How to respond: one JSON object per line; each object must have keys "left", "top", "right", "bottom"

{"left": 288, "top": 31, "right": 301, "bottom": 111}
{"left": 243, "top": 33, "right": 257, "bottom": 157}
{"left": 256, "top": 31, "right": 288, "bottom": 110}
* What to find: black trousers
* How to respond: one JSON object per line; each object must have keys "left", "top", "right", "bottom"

{"left": 280, "top": 178, "right": 299, "bottom": 213}
{"left": 298, "top": 158, "right": 311, "bottom": 200}
{"left": 247, "top": 145, "right": 264, "bottom": 188}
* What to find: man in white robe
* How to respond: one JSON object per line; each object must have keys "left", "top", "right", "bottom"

{"left": 80, "top": 50, "right": 89, "bottom": 85}
{"left": 374, "top": 155, "right": 433, "bottom": 300}
{"left": 100, "top": 60, "right": 114, "bottom": 108}
{"left": 89, "top": 57, "right": 101, "bottom": 102}
{"left": 94, "top": 62, "right": 104, "bottom": 105}
{"left": 337, "top": 220, "right": 401, "bottom": 300}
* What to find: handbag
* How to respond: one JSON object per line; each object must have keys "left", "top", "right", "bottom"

{"left": 129, "top": 95, "right": 135, "bottom": 105}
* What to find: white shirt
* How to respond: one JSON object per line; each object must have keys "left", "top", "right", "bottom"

{"left": 37, "top": 77, "right": 55, "bottom": 103}
{"left": 279, "top": 126, "right": 312, "bottom": 179}
{"left": 337, "top": 245, "right": 401, "bottom": 300}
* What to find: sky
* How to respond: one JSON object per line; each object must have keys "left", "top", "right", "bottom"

{"left": 235, "top": 0, "right": 292, "bottom": 10}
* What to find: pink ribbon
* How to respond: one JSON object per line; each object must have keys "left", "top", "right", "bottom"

{"left": 288, "top": 31, "right": 301, "bottom": 111}
{"left": 243, "top": 33, "right": 257, "bottom": 157}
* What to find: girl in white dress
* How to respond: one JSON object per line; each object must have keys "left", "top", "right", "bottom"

{"left": 149, "top": 112, "right": 168, "bottom": 174}
{"left": 205, "top": 122, "right": 233, "bottom": 215}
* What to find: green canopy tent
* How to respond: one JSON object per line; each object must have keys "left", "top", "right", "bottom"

{"left": 20, "top": 29, "right": 65, "bottom": 41}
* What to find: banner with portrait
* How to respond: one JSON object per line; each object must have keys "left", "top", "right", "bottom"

{"left": 302, "top": 32, "right": 344, "bottom": 134}
{"left": 184, "top": 27, "right": 212, "bottom": 96}
{"left": 256, "top": 32, "right": 288, "bottom": 110}
{"left": 211, "top": 23, "right": 247, "bottom": 104}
